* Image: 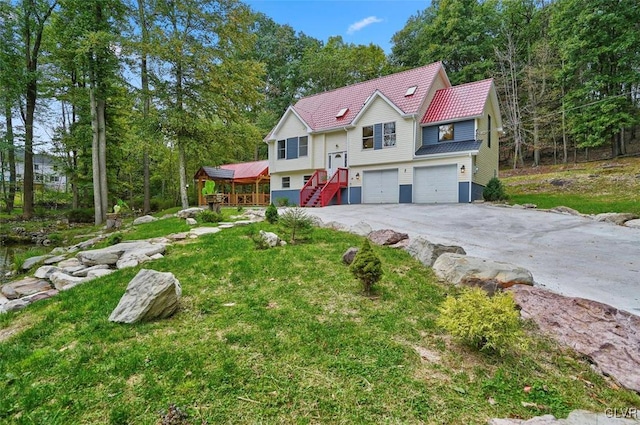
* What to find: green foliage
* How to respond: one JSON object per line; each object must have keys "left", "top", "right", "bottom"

{"left": 197, "top": 209, "right": 223, "bottom": 224}
{"left": 278, "top": 207, "right": 314, "bottom": 243}
{"left": 106, "top": 232, "right": 123, "bottom": 246}
{"left": 265, "top": 203, "right": 278, "bottom": 224}
{"left": 67, "top": 208, "right": 94, "bottom": 223}
{"left": 201, "top": 180, "right": 216, "bottom": 196}
{"left": 437, "top": 288, "right": 527, "bottom": 356}
{"left": 350, "top": 239, "right": 383, "bottom": 295}
{"left": 12, "top": 247, "right": 49, "bottom": 273}
{"left": 47, "top": 233, "right": 63, "bottom": 246}
{"left": 275, "top": 197, "right": 291, "bottom": 207}
{"left": 483, "top": 177, "right": 507, "bottom": 202}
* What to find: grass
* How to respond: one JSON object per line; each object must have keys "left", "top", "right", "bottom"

{"left": 500, "top": 156, "right": 640, "bottom": 215}
{"left": 1, "top": 221, "right": 638, "bottom": 424}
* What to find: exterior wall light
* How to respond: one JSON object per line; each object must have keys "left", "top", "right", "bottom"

{"left": 355, "top": 172, "right": 360, "bottom": 179}
{"left": 460, "top": 165, "right": 466, "bottom": 173}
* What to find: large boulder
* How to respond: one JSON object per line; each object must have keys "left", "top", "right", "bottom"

{"left": 368, "top": 229, "right": 409, "bottom": 246}
{"left": 133, "top": 215, "right": 158, "bottom": 225}
{"left": 433, "top": 253, "right": 534, "bottom": 293}
{"left": 509, "top": 285, "right": 640, "bottom": 393}
{"left": 177, "top": 207, "right": 204, "bottom": 219}
{"left": 349, "top": 221, "right": 372, "bottom": 237}
{"left": 109, "top": 269, "right": 182, "bottom": 324}
{"left": 405, "top": 236, "right": 466, "bottom": 267}
{"left": 1, "top": 277, "right": 52, "bottom": 299}
{"left": 76, "top": 241, "right": 166, "bottom": 266}
{"left": 594, "top": 212, "right": 638, "bottom": 226}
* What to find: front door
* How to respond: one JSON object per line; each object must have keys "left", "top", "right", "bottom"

{"left": 328, "top": 152, "right": 347, "bottom": 177}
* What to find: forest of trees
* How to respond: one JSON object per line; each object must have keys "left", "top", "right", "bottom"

{"left": 1, "top": 0, "right": 639, "bottom": 223}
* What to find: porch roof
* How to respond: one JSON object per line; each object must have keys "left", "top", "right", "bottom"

{"left": 194, "top": 160, "right": 269, "bottom": 184}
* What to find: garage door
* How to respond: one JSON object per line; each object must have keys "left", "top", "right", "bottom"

{"left": 363, "top": 169, "right": 399, "bottom": 204}
{"left": 413, "top": 165, "right": 458, "bottom": 203}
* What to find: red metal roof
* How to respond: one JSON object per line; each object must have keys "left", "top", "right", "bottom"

{"left": 291, "top": 62, "right": 445, "bottom": 132}
{"left": 219, "top": 160, "right": 269, "bottom": 180}
{"left": 421, "top": 79, "right": 493, "bottom": 125}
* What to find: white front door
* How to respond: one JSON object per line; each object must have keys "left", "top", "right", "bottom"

{"left": 327, "top": 152, "right": 347, "bottom": 177}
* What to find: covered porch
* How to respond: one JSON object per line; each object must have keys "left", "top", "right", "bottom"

{"left": 194, "top": 160, "right": 270, "bottom": 207}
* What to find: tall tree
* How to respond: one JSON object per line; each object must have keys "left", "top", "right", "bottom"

{"left": 135, "top": 0, "right": 152, "bottom": 213}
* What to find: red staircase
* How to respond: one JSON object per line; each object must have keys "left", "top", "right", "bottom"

{"left": 300, "top": 169, "right": 348, "bottom": 207}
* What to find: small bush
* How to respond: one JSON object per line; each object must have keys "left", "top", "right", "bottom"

{"left": 350, "top": 239, "right": 383, "bottom": 296}
{"left": 276, "top": 197, "right": 291, "bottom": 207}
{"left": 279, "top": 207, "right": 314, "bottom": 243}
{"left": 67, "top": 208, "right": 94, "bottom": 223}
{"left": 483, "top": 177, "right": 507, "bottom": 201}
{"left": 265, "top": 203, "right": 278, "bottom": 224}
{"left": 197, "top": 209, "right": 223, "bottom": 223}
{"left": 436, "top": 288, "right": 527, "bottom": 356}
{"left": 106, "top": 232, "right": 123, "bottom": 246}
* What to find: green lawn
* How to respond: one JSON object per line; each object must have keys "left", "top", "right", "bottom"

{"left": 1, "top": 222, "right": 638, "bottom": 424}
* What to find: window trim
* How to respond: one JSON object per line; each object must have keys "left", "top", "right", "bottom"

{"left": 362, "top": 125, "right": 374, "bottom": 150}
{"left": 383, "top": 121, "right": 396, "bottom": 148}
{"left": 282, "top": 176, "right": 290, "bottom": 189}
{"left": 298, "top": 136, "right": 308, "bottom": 157}
{"left": 303, "top": 175, "right": 312, "bottom": 184}
{"left": 277, "top": 140, "right": 286, "bottom": 159}
{"left": 438, "top": 124, "right": 454, "bottom": 142}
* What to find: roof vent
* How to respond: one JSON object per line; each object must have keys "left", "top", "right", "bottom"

{"left": 336, "top": 107, "right": 348, "bottom": 118}
{"left": 405, "top": 86, "right": 418, "bottom": 96}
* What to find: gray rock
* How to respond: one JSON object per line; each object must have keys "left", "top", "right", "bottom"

{"left": 50, "top": 247, "right": 68, "bottom": 255}
{"left": 342, "top": 247, "right": 359, "bottom": 265}
{"left": 368, "top": 229, "right": 409, "bottom": 246}
{"left": 109, "top": 269, "right": 182, "bottom": 324}
{"left": 57, "top": 258, "right": 82, "bottom": 269}
{"left": 0, "top": 298, "right": 30, "bottom": 314}
{"left": 49, "top": 272, "right": 87, "bottom": 291}
{"left": 186, "top": 218, "right": 198, "bottom": 226}
{"left": 509, "top": 285, "right": 640, "bottom": 393}
{"left": 594, "top": 212, "right": 638, "bottom": 226}
{"left": 259, "top": 230, "right": 285, "bottom": 248}
{"left": 43, "top": 255, "right": 67, "bottom": 265}
{"left": 34, "top": 265, "right": 61, "bottom": 279}
{"left": 0, "top": 293, "right": 8, "bottom": 306}
{"left": 86, "top": 269, "right": 114, "bottom": 279}
{"left": 1, "top": 277, "right": 52, "bottom": 299}
{"left": 72, "top": 264, "right": 110, "bottom": 277}
{"left": 76, "top": 241, "right": 166, "bottom": 266}
{"left": 61, "top": 265, "right": 87, "bottom": 274}
{"left": 322, "top": 221, "right": 348, "bottom": 231}
{"left": 22, "top": 289, "right": 59, "bottom": 304}
{"left": 177, "top": 207, "right": 204, "bottom": 219}
{"left": 189, "top": 227, "right": 221, "bottom": 236}
{"left": 133, "top": 215, "right": 158, "bottom": 225}
{"left": 218, "top": 223, "right": 234, "bottom": 229}
{"left": 549, "top": 206, "right": 582, "bottom": 216}
{"left": 433, "top": 253, "right": 534, "bottom": 292}
{"left": 116, "top": 253, "right": 151, "bottom": 270}
{"left": 77, "top": 249, "right": 123, "bottom": 266}
{"left": 522, "top": 203, "right": 537, "bottom": 209}
{"left": 75, "top": 235, "right": 107, "bottom": 250}
{"left": 22, "top": 255, "right": 53, "bottom": 271}
{"left": 624, "top": 219, "right": 640, "bottom": 229}
{"left": 349, "top": 221, "right": 372, "bottom": 237}
{"left": 149, "top": 253, "right": 164, "bottom": 260}
{"left": 405, "top": 236, "right": 466, "bottom": 267}
{"left": 167, "top": 232, "right": 189, "bottom": 241}
{"left": 489, "top": 409, "right": 640, "bottom": 424}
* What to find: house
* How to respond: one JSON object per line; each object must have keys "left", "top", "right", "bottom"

{"left": 265, "top": 62, "right": 502, "bottom": 206}
{"left": 1, "top": 151, "right": 67, "bottom": 191}
{"left": 193, "top": 160, "right": 270, "bottom": 207}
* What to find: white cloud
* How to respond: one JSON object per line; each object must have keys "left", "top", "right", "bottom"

{"left": 347, "top": 16, "right": 384, "bottom": 35}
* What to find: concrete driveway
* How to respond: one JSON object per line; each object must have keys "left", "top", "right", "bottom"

{"left": 307, "top": 204, "right": 640, "bottom": 315}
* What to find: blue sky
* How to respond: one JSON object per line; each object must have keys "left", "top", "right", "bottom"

{"left": 244, "top": 0, "right": 431, "bottom": 53}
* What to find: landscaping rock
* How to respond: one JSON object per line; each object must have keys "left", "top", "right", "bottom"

{"left": 594, "top": 212, "right": 638, "bottom": 226}
{"left": 50, "top": 247, "right": 68, "bottom": 255}
{"left": 109, "top": 269, "right": 182, "bottom": 324}
{"left": 322, "top": 221, "right": 348, "bottom": 231}
{"left": 1, "top": 277, "right": 52, "bottom": 299}
{"left": 34, "top": 265, "right": 61, "bottom": 279}
{"left": 0, "top": 298, "right": 30, "bottom": 314}
{"left": 433, "top": 253, "right": 534, "bottom": 292}
{"left": 342, "top": 247, "right": 359, "bottom": 265}
{"left": 549, "top": 206, "right": 582, "bottom": 216}
{"left": 259, "top": 230, "right": 285, "bottom": 248}
{"left": 509, "top": 285, "right": 640, "bottom": 393}
{"left": 368, "top": 229, "right": 409, "bottom": 246}
{"left": 21, "top": 255, "right": 53, "bottom": 271}
{"left": 116, "top": 253, "right": 152, "bottom": 270}
{"left": 349, "top": 221, "right": 372, "bottom": 237}
{"left": 133, "top": 215, "right": 158, "bottom": 225}
{"left": 218, "top": 223, "right": 234, "bottom": 229}
{"left": 72, "top": 264, "right": 110, "bottom": 277}
{"left": 389, "top": 238, "right": 411, "bottom": 249}
{"left": 43, "top": 255, "right": 67, "bottom": 265}
{"left": 76, "top": 241, "right": 166, "bottom": 266}
{"left": 87, "top": 269, "right": 114, "bottom": 279}
{"left": 77, "top": 249, "right": 123, "bottom": 266}
{"left": 150, "top": 253, "right": 164, "bottom": 260}
{"left": 624, "top": 219, "right": 640, "bottom": 229}
{"left": 177, "top": 207, "right": 203, "bottom": 219}
{"left": 186, "top": 218, "right": 198, "bottom": 226}
{"left": 57, "top": 258, "right": 82, "bottom": 269}
{"left": 189, "top": 227, "right": 221, "bottom": 236}
{"left": 49, "top": 272, "right": 87, "bottom": 291}
{"left": 405, "top": 236, "right": 466, "bottom": 267}
{"left": 167, "top": 232, "right": 189, "bottom": 241}
{"left": 75, "top": 235, "right": 107, "bottom": 250}
{"left": 489, "top": 409, "right": 640, "bottom": 424}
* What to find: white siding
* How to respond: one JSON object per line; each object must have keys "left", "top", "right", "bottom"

{"left": 269, "top": 111, "right": 313, "bottom": 173}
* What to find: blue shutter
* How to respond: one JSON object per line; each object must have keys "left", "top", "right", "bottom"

{"left": 286, "top": 137, "right": 298, "bottom": 159}
{"left": 374, "top": 123, "right": 383, "bottom": 150}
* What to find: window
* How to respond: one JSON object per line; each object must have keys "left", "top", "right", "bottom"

{"left": 16, "top": 174, "right": 22, "bottom": 179}
{"left": 439, "top": 124, "right": 454, "bottom": 142}
{"left": 383, "top": 122, "right": 396, "bottom": 147}
{"left": 488, "top": 115, "right": 492, "bottom": 148}
{"left": 277, "top": 140, "right": 285, "bottom": 159}
{"left": 362, "top": 125, "right": 374, "bottom": 149}
{"left": 34, "top": 164, "right": 40, "bottom": 171}
{"left": 299, "top": 136, "right": 308, "bottom": 157}
{"left": 51, "top": 176, "right": 60, "bottom": 183}
{"left": 282, "top": 177, "right": 290, "bottom": 188}
{"left": 303, "top": 175, "right": 312, "bottom": 184}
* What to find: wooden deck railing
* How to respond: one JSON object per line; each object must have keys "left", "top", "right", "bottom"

{"left": 199, "top": 193, "right": 270, "bottom": 207}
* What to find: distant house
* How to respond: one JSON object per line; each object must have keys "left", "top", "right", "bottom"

{"left": 265, "top": 62, "right": 502, "bottom": 206}
{"left": 1, "top": 151, "right": 67, "bottom": 191}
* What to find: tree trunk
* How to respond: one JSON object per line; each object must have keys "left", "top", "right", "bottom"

{"left": 90, "top": 87, "right": 104, "bottom": 225}
{"left": 3, "top": 101, "right": 16, "bottom": 212}
{"left": 98, "top": 97, "right": 108, "bottom": 219}
{"left": 137, "top": 0, "right": 151, "bottom": 214}
{"left": 23, "top": 77, "right": 36, "bottom": 218}
{"left": 178, "top": 142, "right": 188, "bottom": 208}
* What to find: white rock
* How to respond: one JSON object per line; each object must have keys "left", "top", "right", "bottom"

{"left": 133, "top": 215, "right": 158, "bottom": 225}
{"left": 49, "top": 272, "right": 87, "bottom": 291}
{"left": 259, "top": 230, "right": 282, "bottom": 248}
{"left": 349, "top": 221, "right": 373, "bottom": 237}
{"left": 186, "top": 218, "right": 198, "bottom": 226}
{"left": 34, "top": 265, "right": 61, "bottom": 279}
{"left": 44, "top": 255, "right": 67, "bottom": 265}
{"left": 58, "top": 258, "right": 82, "bottom": 268}
{"left": 624, "top": 219, "right": 640, "bottom": 229}
{"left": 87, "top": 269, "right": 114, "bottom": 279}
{"left": 189, "top": 227, "right": 221, "bottom": 236}
{"left": 177, "top": 207, "right": 204, "bottom": 219}
{"left": 72, "top": 264, "right": 110, "bottom": 277}
{"left": 149, "top": 253, "right": 164, "bottom": 260}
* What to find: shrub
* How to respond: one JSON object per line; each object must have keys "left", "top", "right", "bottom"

{"left": 350, "top": 239, "right": 383, "bottom": 296}
{"left": 276, "top": 197, "right": 291, "bottom": 207}
{"left": 107, "top": 232, "right": 123, "bottom": 246}
{"left": 197, "top": 209, "right": 224, "bottom": 223}
{"left": 265, "top": 203, "right": 278, "bottom": 224}
{"left": 483, "top": 177, "right": 507, "bottom": 202}
{"left": 67, "top": 208, "right": 94, "bottom": 223}
{"left": 278, "top": 207, "right": 314, "bottom": 243}
{"left": 436, "top": 288, "right": 527, "bottom": 356}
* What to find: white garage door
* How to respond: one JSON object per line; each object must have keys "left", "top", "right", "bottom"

{"left": 363, "top": 169, "right": 399, "bottom": 204}
{"left": 413, "top": 165, "right": 458, "bottom": 203}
